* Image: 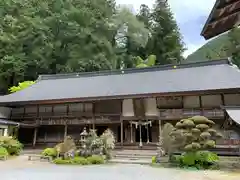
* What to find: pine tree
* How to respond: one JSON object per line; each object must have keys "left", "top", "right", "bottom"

{"left": 148, "top": 0, "right": 185, "bottom": 65}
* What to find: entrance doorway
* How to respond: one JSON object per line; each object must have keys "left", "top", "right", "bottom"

{"left": 96, "top": 126, "right": 108, "bottom": 136}
{"left": 135, "top": 125, "right": 152, "bottom": 143}
{"left": 18, "top": 128, "right": 34, "bottom": 144}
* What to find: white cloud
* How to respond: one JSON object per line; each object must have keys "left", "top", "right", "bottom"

{"left": 168, "top": 0, "right": 215, "bottom": 22}
{"left": 116, "top": 0, "right": 216, "bottom": 57}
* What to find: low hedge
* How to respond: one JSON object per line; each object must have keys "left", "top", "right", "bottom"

{"left": 53, "top": 155, "right": 105, "bottom": 165}
{"left": 0, "top": 136, "right": 23, "bottom": 156}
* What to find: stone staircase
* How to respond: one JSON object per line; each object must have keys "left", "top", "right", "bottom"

{"left": 109, "top": 150, "right": 156, "bottom": 164}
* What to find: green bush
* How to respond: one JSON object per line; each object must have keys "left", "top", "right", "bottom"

{"left": 72, "top": 157, "right": 89, "bottom": 165}
{"left": 151, "top": 156, "right": 156, "bottom": 164}
{"left": 53, "top": 155, "right": 104, "bottom": 165}
{"left": 41, "top": 148, "right": 57, "bottom": 158}
{"left": 0, "top": 136, "right": 23, "bottom": 155}
{"left": 53, "top": 157, "right": 72, "bottom": 164}
{"left": 0, "top": 146, "right": 8, "bottom": 158}
{"left": 178, "top": 151, "right": 219, "bottom": 169}
{"left": 87, "top": 155, "right": 104, "bottom": 164}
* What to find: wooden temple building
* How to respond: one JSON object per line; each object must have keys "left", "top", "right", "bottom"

{"left": 201, "top": 0, "right": 240, "bottom": 40}
{"left": 0, "top": 59, "right": 240, "bottom": 153}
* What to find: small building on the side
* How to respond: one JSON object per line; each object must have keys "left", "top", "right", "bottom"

{"left": 201, "top": 0, "right": 240, "bottom": 40}
{"left": 0, "top": 59, "right": 240, "bottom": 154}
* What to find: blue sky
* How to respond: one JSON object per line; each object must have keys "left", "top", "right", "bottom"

{"left": 117, "top": 0, "right": 216, "bottom": 57}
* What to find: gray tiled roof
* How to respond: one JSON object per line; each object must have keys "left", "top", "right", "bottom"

{"left": 1, "top": 59, "right": 240, "bottom": 105}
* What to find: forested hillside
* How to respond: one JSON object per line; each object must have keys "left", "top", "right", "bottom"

{"left": 186, "top": 27, "right": 240, "bottom": 64}
{"left": 186, "top": 33, "right": 229, "bottom": 63}
{"left": 0, "top": 0, "right": 184, "bottom": 94}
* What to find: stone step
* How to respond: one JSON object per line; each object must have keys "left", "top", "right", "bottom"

{"left": 114, "top": 154, "right": 153, "bottom": 159}
{"left": 108, "top": 158, "right": 151, "bottom": 165}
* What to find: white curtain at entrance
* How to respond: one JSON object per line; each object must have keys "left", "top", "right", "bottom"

{"left": 145, "top": 98, "right": 158, "bottom": 116}
{"left": 122, "top": 99, "right": 134, "bottom": 116}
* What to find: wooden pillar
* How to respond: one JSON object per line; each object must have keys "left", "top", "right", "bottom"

{"left": 158, "top": 119, "right": 162, "bottom": 143}
{"left": 92, "top": 116, "right": 95, "bottom": 130}
{"left": 130, "top": 121, "right": 133, "bottom": 143}
{"left": 199, "top": 96, "right": 203, "bottom": 115}
{"left": 121, "top": 120, "right": 123, "bottom": 146}
{"left": 33, "top": 127, "right": 38, "bottom": 147}
{"left": 64, "top": 124, "right": 68, "bottom": 138}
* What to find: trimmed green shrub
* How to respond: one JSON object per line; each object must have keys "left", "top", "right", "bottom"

{"left": 41, "top": 148, "right": 57, "bottom": 158}
{"left": 151, "top": 156, "right": 156, "bottom": 164}
{"left": 0, "top": 136, "right": 23, "bottom": 155}
{"left": 53, "top": 155, "right": 105, "bottom": 165}
{"left": 0, "top": 146, "right": 8, "bottom": 158}
{"left": 87, "top": 155, "right": 104, "bottom": 164}
{"left": 178, "top": 151, "right": 219, "bottom": 169}
{"left": 72, "top": 157, "right": 89, "bottom": 165}
{"left": 53, "top": 157, "right": 72, "bottom": 164}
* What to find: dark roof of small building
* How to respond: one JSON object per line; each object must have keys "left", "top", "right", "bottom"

{"left": 0, "top": 59, "right": 240, "bottom": 105}
{"left": 0, "top": 119, "right": 19, "bottom": 126}
{"left": 201, "top": 0, "right": 240, "bottom": 40}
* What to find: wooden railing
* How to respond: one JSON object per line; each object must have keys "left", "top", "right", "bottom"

{"left": 11, "top": 111, "right": 121, "bottom": 120}
{"left": 159, "top": 108, "right": 224, "bottom": 120}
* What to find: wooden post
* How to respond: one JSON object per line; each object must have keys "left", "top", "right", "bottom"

{"left": 147, "top": 124, "right": 149, "bottom": 144}
{"left": 64, "top": 123, "right": 68, "bottom": 138}
{"left": 139, "top": 123, "right": 142, "bottom": 147}
{"left": 121, "top": 120, "right": 123, "bottom": 146}
{"left": 199, "top": 96, "right": 203, "bottom": 115}
{"left": 130, "top": 121, "right": 133, "bottom": 143}
{"left": 158, "top": 119, "right": 161, "bottom": 142}
{"left": 92, "top": 116, "right": 95, "bottom": 130}
{"left": 33, "top": 128, "right": 38, "bottom": 147}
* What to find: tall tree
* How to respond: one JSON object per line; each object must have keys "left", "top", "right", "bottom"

{"left": 148, "top": 0, "right": 185, "bottom": 65}
{"left": 0, "top": 0, "right": 117, "bottom": 92}
{"left": 111, "top": 6, "right": 149, "bottom": 68}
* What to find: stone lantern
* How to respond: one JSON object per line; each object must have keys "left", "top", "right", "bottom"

{"left": 80, "top": 127, "right": 88, "bottom": 149}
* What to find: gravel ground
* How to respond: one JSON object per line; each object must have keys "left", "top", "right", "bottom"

{"left": 0, "top": 156, "right": 239, "bottom": 180}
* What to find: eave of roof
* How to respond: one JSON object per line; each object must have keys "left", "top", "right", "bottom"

{"left": 201, "top": 0, "right": 240, "bottom": 40}
{"left": 0, "top": 59, "right": 240, "bottom": 106}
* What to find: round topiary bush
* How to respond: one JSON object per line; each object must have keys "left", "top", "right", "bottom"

{"left": 196, "top": 124, "right": 209, "bottom": 130}
{"left": 182, "top": 119, "right": 195, "bottom": 127}
{"left": 191, "top": 116, "right": 209, "bottom": 124}
{"left": 200, "top": 132, "right": 211, "bottom": 139}
{"left": 41, "top": 148, "right": 57, "bottom": 158}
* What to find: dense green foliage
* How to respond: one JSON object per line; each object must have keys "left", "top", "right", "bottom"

{"left": 53, "top": 155, "right": 104, "bottom": 165}
{"left": 0, "top": 136, "right": 23, "bottom": 156}
{"left": 0, "top": 0, "right": 184, "bottom": 93}
{"left": 9, "top": 81, "right": 35, "bottom": 93}
{"left": 171, "top": 151, "right": 219, "bottom": 169}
